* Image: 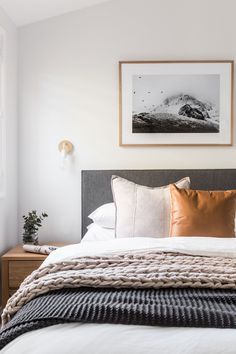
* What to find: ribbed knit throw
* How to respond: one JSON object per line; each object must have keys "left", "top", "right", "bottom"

{"left": 3, "top": 250, "right": 236, "bottom": 326}
{"left": 1, "top": 287, "right": 236, "bottom": 349}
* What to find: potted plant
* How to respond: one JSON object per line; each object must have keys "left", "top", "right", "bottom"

{"left": 22, "top": 210, "right": 48, "bottom": 245}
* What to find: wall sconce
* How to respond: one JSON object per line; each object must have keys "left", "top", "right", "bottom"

{"left": 58, "top": 140, "right": 73, "bottom": 169}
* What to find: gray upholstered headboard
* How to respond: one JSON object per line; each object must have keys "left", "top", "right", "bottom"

{"left": 81, "top": 169, "right": 236, "bottom": 237}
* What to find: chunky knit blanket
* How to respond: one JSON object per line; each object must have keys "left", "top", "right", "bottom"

{"left": 1, "top": 287, "right": 236, "bottom": 349}
{"left": 2, "top": 250, "right": 236, "bottom": 327}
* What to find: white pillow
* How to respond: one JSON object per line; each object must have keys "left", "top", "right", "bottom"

{"left": 112, "top": 176, "right": 190, "bottom": 239}
{"left": 88, "top": 203, "right": 115, "bottom": 229}
{"left": 82, "top": 223, "right": 115, "bottom": 242}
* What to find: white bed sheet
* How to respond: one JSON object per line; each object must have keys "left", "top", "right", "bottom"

{"left": 44, "top": 236, "right": 236, "bottom": 266}
{"left": 3, "top": 237, "right": 236, "bottom": 354}
{"left": 3, "top": 323, "right": 236, "bottom": 354}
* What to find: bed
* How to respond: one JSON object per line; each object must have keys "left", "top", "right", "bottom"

{"left": 2, "top": 169, "right": 236, "bottom": 354}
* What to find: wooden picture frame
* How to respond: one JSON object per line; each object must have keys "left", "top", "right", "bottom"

{"left": 119, "top": 61, "right": 234, "bottom": 146}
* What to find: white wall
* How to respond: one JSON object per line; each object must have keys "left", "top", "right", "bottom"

{"left": 0, "top": 8, "right": 17, "bottom": 255}
{"left": 18, "top": 0, "right": 236, "bottom": 243}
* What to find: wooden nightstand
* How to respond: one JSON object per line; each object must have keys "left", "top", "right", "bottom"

{"left": 1, "top": 243, "right": 66, "bottom": 307}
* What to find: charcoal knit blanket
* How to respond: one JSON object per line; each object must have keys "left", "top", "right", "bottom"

{"left": 3, "top": 251, "right": 236, "bottom": 326}
{"left": 1, "top": 287, "right": 236, "bottom": 349}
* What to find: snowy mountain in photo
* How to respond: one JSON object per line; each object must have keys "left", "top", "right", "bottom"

{"left": 132, "top": 93, "right": 219, "bottom": 134}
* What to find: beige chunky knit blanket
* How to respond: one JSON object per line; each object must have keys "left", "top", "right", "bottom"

{"left": 2, "top": 250, "right": 236, "bottom": 326}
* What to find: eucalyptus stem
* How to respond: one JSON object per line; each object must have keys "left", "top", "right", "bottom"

{"left": 22, "top": 210, "right": 48, "bottom": 245}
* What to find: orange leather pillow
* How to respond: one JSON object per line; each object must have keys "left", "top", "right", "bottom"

{"left": 170, "top": 184, "right": 236, "bottom": 237}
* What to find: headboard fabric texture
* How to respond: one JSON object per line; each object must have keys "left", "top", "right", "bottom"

{"left": 81, "top": 169, "right": 236, "bottom": 237}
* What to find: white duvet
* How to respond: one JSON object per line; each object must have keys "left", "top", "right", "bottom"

{"left": 3, "top": 237, "right": 236, "bottom": 354}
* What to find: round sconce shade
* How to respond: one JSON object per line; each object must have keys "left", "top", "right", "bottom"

{"left": 58, "top": 140, "right": 73, "bottom": 154}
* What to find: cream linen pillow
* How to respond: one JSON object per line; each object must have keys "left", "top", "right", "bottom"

{"left": 112, "top": 176, "right": 190, "bottom": 238}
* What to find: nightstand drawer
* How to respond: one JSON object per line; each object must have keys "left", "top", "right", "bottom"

{"left": 2, "top": 244, "right": 66, "bottom": 307}
{"left": 9, "top": 260, "right": 42, "bottom": 288}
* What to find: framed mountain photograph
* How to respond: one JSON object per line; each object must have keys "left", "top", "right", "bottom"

{"left": 119, "top": 61, "right": 233, "bottom": 146}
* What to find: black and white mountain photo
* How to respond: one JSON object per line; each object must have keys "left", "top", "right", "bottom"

{"left": 132, "top": 74, "right": 220, "bottom": 133}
